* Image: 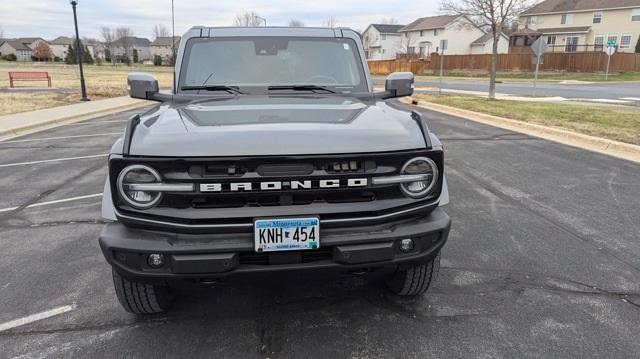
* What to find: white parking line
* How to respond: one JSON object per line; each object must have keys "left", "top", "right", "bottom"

{"left": 0, "top": 193, "right": 103, "bottom": 213}
{"left": 0, "top": 154, "right": 108, "bottom": 168}
{"left": 0, "top": 304, "right": 76, "bottom": 332}
{"left": 0, "top": 133, "right": 122, "bottom": 144}
{"left": 621, "top": 97, "right": 640, "bottom": 101}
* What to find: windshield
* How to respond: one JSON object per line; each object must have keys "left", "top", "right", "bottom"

{"left": 179, "top": 37, "right": 367, "bottom": 93}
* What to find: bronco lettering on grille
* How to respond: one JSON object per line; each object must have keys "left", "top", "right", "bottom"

{"left": 199, "top": 178, "right": 368, "bottom": 192}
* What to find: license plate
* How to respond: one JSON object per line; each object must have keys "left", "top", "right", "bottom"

{"left": 254, "top": 217, "right": 320, "bottom": 252}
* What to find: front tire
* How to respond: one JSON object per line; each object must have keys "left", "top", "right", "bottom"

{"left": 112, "top": 269, "right": 175, "bottom": 314}
{"left": 385, "top": 253, "right": 440, "bottom": 296}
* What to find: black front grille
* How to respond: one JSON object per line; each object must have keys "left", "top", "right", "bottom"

{"left": 110, "top": 149, "right": 444, "bottom": 231}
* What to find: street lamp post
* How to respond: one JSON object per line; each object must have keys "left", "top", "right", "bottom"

{"left": 70, "top": 0, "right": 89, "bottom": 101}
{"left": 255, "top": 15, "right": 267, "bottom": 27}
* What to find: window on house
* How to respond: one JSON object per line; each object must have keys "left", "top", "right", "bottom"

{"left": 420, "top": 30, "right": 424, "bottom": 36}
{"left": 565, "top": 36, "right": 579, "bottom": 52}
{"left": 594, "top": 35, "right": 605, "bottom": 51}
{"left": 434, "top": 29, "right": 439, "bottom": 36}
{"left": 439, "top": 39, "right": 448, "bottom": 51}
{"left": 593, "top": 12, "right": 602, "bottom": 24}
{"left": 381, "top": 34, "right": 386, "bottom": 40}
{"left": 632, "top": 9, "right": 640, "bottom": 21}
{"left": 408, "top": 47, "right": 415, "bottom": 54}
{"left": 547, "top": 35, "right": 556, "bottom": 45}
{"left": 620, "top": 34, "right": 632, "bottom": 49}
{"left": 527, "top": 16, "right": 537, "bottom": 25}
{"left": 561, "top": 14, "right": 573, "bottom": 25}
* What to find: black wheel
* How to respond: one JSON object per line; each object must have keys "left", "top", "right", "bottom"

{"left": 385, "top": 253, "right": 440, "bottom": 296}
{"left": 112, "top": 269, "right": 175, "bottom": 314}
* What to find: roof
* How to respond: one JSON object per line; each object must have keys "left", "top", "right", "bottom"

{"left": 50, "top": 36, "right": 75, "bottom": 45}
{"left": 471, "top": 32, "right": 509, "bottom": 45}
{"left": 537, "top": 26, "right": 592, "bottom": 34}
{"left": 17, "top": 37, "right": 44, "bottom": 44}
{"left": 399, "top": 15, "right": 459, "bottom": 32}
{"left": 522, "top": 0, "right": 640, "bottom": 15}
{"left": 151, "top": 36, "right": 181, "bottom": 46}
{"left": 510, "top": 27, "right": 543, "bottom": 36}
{"left": 113, "top": 37, "right": 151, "bottom": 47}
{"left": 1, "top": 40, "right": 32, "bottom": 51}
{"left": 369, "top": 24, "right": 405, "bottom": 34}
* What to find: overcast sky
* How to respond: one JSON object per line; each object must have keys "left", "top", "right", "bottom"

{"left": 0, "top": 0, "right": 442, "bottom": 40}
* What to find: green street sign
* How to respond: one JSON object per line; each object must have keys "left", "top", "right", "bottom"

{"left": 607, "top": 39, "right": 617, "bottom": 47}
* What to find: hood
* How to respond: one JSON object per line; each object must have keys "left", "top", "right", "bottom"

{"left": 129, "top": 95, "right": 425, "bottom": 157}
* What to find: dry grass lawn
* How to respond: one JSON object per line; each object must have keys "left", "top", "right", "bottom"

{"left": 0, "top": 62, "right": 174, "bottom": 115}
{"left": 416, "top": 94, "right": 640, "bottom": 145}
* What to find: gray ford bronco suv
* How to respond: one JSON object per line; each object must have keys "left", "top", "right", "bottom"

{"left": 99, "top": 26, "right": 451, "bottom": 314}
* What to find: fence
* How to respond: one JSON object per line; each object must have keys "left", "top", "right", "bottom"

{"left": 368, "top": 52, "right": 640, "bottom": 74}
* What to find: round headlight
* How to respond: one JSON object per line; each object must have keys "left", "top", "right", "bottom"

{"left": 117, "top": 165, "right": 163, "bottom": 209}
{"left": 400, "top": 157, "right": 438, "bottom": 199}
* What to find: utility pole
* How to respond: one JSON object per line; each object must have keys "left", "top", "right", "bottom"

{"left": 70, "top": 0, "right": 89, "bottom": 101}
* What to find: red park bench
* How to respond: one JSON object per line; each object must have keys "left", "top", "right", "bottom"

{"left": 8, "top": 72, "right": 52, "bottom": 88}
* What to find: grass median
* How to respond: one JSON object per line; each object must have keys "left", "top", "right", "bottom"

{"left": 0, "top": 62, "right": 173, "bottom": 116}
{"left": 415, "top": 94, "right": 640, "bottom": 145}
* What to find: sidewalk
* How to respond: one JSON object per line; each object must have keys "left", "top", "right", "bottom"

{"left": 0, "top": 96, "right": 149, "bottom": 141}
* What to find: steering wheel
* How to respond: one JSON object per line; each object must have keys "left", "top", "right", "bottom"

{"left": 304, "top": 75, "right": 338, "bottom": 84}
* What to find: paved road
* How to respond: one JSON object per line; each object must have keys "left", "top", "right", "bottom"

{"left": 1, "top": 104, "right": 639, "bottom": 358}
{"left": 373, "top": 76, "right": 640, "bottom": 102}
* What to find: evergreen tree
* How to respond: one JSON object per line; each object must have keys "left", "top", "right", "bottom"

{"left": 83, "top": 45, "right": 94, "bottom": 64}
{"left": 133, "top": 48, "right": 139, "bottom": 63}
{"left": 64, "top": 44, "right": 76, "bottom": 64}
{"left": 636, "top": 37, "right": 640, "bottom": 53}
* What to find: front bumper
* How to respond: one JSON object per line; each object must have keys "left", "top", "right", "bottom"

{"left": 99, "top": 208, "right": 451, "bottom": 285}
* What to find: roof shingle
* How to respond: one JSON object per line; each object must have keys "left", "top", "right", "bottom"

{"left": 370, "top": 24, "right": 405, "bottom": 34}
{"left": 399, "top": 15, "right": 459, "bottom": 32}
{"left": 522, "top": 0, "right": 640, "bottom": 15}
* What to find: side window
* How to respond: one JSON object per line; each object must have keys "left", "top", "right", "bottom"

{"left": 593, "top": 12, "right": 602, "bottom": 24}
{"left": 561, "top": 14, "right": 573, "bottom": 25}
{"left": 434, "top": 29, "right": 439, "bottom": 36}
{"left": 620, "top": 34, "right": 632, "bottom": 49}
{"left": 632, "top": 9, "right": 640, "bottom": 21}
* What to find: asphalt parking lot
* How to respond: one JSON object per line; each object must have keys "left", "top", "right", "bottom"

{"left": 1, "top": 102, "right": 639, "bottom": 358}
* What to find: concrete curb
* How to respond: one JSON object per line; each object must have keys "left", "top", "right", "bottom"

{"left": 403, "top": 97, "right": 640, "bottom": 164}
{"left": 0, "top": 97, "right": 150, "bottom": 141}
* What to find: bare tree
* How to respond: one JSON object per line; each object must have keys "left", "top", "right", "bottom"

{"left": 380, "top": 18, "right": 399, "bottom": 25}
{"left": 288, "top": 19, "right": 306, "bottom": 27}
{"left": 398, "top": 32, "right": 418, "bottom": 56}
{"left": 100, "top": 26, "right": 116, "bottom": 65}
{"left": 0, "top": 27, "right": 4, "bottom": 39}
{"left": 441, "top": 0, "right": 533, "bottom": 99}
{"left": 152, "top": 24, "right": 171, "bottom": 39}
{"left": 322, "top": 17, "right": 337, "bottom": 28}
{"left": 115, "top": 27, "right": 134, "bottom": 65}
{"left": 233, "top": 12, "right": 265, "bottom": 27}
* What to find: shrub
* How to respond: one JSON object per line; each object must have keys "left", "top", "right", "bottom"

{"left": 2, "top": 54, "right": 17, "bottom": 61}
{"left": 153, "top": 55, "right": 162, "bottom": 66}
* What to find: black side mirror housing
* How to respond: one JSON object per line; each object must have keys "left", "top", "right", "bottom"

{"left": 384, "top": 72, "right": 415, "bottom": 98}
{"left": 128, "top": 73, "right": 159, "bottom": 100}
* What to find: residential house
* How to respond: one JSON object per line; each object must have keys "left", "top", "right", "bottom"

{"left": 362, "top": 24, "right": 405, "bottom": 60}
{"left": 150, "top": 36, "right": 180, "bottom": 65}
{"left": 519, "top": 0, "right": 640, "bottom": 53}
{"left": 470, "top": 33, "right": 511, "bottom": 54}
{"left": 111, "top": 37, "right": 152, "bottom": 62}
{"left": 49, "top": 36, "right": 97, "bottom": 60}
{"left": 399, "top": 15, "right": 509, "bottom": 56}
{"left": 0, "top": 39, "right": 34, "bottom": 60}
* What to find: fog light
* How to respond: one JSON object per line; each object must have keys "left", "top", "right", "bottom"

{"left": 147, "top": 253, "right": 165, "bottom": 268}
{"left": 400, "top": 239, "right": 415, "bottom": 253}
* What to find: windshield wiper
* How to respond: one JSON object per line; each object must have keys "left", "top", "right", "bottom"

{"left": 180, "top": 85, "right": 245, "bottom": 95}
{"left": 268, "top": 85, "right": 336, "bottom": 94}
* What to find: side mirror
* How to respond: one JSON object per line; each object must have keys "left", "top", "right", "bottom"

{"left": 128, "top": 72, "right": 159, "bottom": 100}
{"left": 385, "top": 72, "right": 414, "bottom": 98}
